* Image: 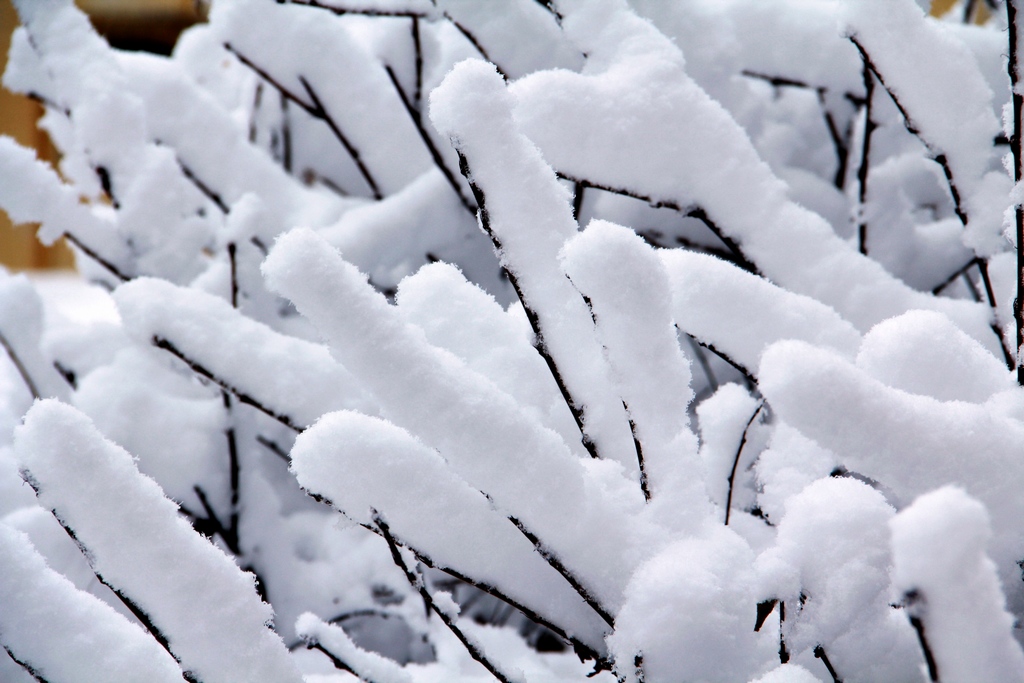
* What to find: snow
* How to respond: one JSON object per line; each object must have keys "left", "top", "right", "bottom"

{"left": 430, "top": 57, "right": 638, "bottom": 471}
{"left": 114, "top": 277, "right": 373, "bottom": 430}
{"left": 608, "top": 525, "right": 770, "bottom": 683}
{"left": 297, "top": 612, "right": 413, "bottom": 683}
{"left": 856, "top": 309, "right": 1015, "bottom": 403}
{"left": 890, "top": 487, "right": 1024, "bottom": 683}
{"left": 662, "top": 249, "right": 862, "bottom": 372}
{"left": 561, "top": 220, "right": 701, "bottom": 509}
{"left": 263, "top": 227, "right": 653, "bottom": 616}
{"left": 509, "top": 0, "right": 996, "bottom": 349}
{"left": 290, "top": 409, "right": 610, "bottom": 651}
{"left": 842, "top": 0, "right": 1007, "bottom": 255}
{"left": 396, "top": 261, "right": 584, "bottom": 457}
{"left": 0, "top": 521, "right": 187, "bottom": 683}
{"left": 755, "top": 477, "right": 919, "bottom": 681}
{"left": 759, "top": 339, "right": 1024, "bottom": 585}
{"left": 2, "top": 0, "right": 1024, "bottom": 680}
{"left": 14, "top": 400, "right": 302, "bottom": 683}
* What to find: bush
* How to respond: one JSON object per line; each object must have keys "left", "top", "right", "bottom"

{"left": 1, "top": 0, "right": 1024, "bottom": 681}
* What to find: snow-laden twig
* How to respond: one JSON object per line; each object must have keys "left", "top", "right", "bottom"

{"left": 374, "top": 512, "right": 521, "bottom": 683}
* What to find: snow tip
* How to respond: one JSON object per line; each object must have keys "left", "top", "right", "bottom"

{"left": 428, "top": 59, "right": 512, "bottom": 142}
{"left": 293, "top": 612, "right": 323, "bottom": 642}
{"left": 261, "top": 227, "right": 333, "bottom": 292}
{"left": 15, "top": 399, "right": 91, "bottom": 472}
{"left": 20, "top": 397, "right": 77, "bottom": 431}
{"left": 890, "top": 486, "right": 990, "bottom": 573}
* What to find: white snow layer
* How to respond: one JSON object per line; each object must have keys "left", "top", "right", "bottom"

{"left": 509, "top": 0, "right": 995, "bottom": 348}
{"left": 263, "top": 228, "right": 654, "bottom": 616}
{"left": 890, "top": 487, "right": 1024, "bottom": 683}
{"left": 289, "top": 409, "right": 610, "bottom": 651}
{"left": 0, "top": 521, "right": 187, "bottom": 683}
{"left": 428, "top": 56, "right": 639, "bottom": 472}
{"left": 13, "top": 400, "right": 302, "bottom": 683}
{"left": 114, "top": 277, "right": 371, "bottom": 429}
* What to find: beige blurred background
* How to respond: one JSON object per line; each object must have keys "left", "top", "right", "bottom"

{"left": 0, "top": 0, "right": 993, "bottom": 271}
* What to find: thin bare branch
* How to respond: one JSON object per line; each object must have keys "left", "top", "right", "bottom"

{"left": 0, "top": 330, "right": 40, "bottom": 400}
{"left": 457, "top": 152, "right": 602, "bottom": 460}
{"left": 813, "top": 644, "right": 842, "bottom": 683}
{"left": 151, "top": 336, "right": 304, "bottom": 433}
{"left": 506, "top": 514, "right": 616, "bottom": 628}
{"left": 224, "top": 43, "right": 382, "bottom": 199}
{"left": 383, "top": 65, "right": 476, "bottom": 214}
{"left": 724, "top": 402, "right": 764, "bottom": 525}
{"left": 1008, "top": 0, "right": 1024, "bottom": 383}
{"left": 63, "top": 232, "right": 131, "bottom": 282}
{"left": 855, "top": 53, "right": 876, "bottom": 255}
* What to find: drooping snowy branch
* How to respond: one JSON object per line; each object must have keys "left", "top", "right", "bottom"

{"left": 14, "top": 401, "right": 303, "bottom": 683}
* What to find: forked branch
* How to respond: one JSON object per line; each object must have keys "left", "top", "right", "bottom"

{"left": 224, "top": 43, "right": 382, "bottom": 199}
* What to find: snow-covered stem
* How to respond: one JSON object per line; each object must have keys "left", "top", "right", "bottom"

{"left": 373, "top": 512, "right": 519, "bottom": 683}
{"left": 555, "top": 172, "right": 761, "bottom": 276}
{"left": 151, "top": 337, "right": 305, "bottom": 432}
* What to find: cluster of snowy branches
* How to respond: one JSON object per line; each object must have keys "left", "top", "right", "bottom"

{"left": 2, "top": 0, "right": 1024, "bottom": 680}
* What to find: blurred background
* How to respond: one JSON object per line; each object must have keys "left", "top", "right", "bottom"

{"left": 0, "top": 0, "right": 992, "bottom": 271}
{"left": 0, "top": 0, "right": 206, "bottom": 271}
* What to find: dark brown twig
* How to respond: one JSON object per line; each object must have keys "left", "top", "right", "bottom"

{"left": 724, "top": 402, "right": 764, "bottom": 525}
{"left": 256, "top": 435, "right": 291, "bottom": 462}
{"left": 283, "top": 0, "right": 427, "bottom": 18}
{"left": 739, "top": 71, "right": 854, "bottom": 188}
{"left": 931, "top": 257, "right": 981, "bottom": 295}
{"left": 624, "top": 409, "right": 650, "bottom": 502}
{"left": 62, "top": 232, "right": 131, "bottom": 282}
{"left": 686, "top": 334, "right": 757, "bottom": 390}
{"left": 3, "top": 646, "right": 51, "bottom": 683}
{"left": 411, "top": 16, "right": 423, "bottom": 109}
{"left": 0, "top": 330, "right": 40, "bottom": 400}
{"left": 855, "top": 52, "right": 876, "bottom": 255}
{"left": 383, "top": 66, "right": 475, "bottom": 214}
{"left": 909, "top": 615, "right": 940, "bottom": 682}
{"left": 813, "top": 644, "right": 842, "bottom": 683}
{"left": 506, "top": 514, "right": 615, "bottom": 629}
{"left": 849, "top": 37, "right": 967, "bottom": 226}
{"left": 1009, "top": 0, "right": 1024, "bottom": 383}
{"left": 177, "top": 158, "right": 228, "bottom": 214}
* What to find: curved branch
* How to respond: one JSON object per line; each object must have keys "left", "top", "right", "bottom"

{"left": 724, "top": 402, "right": 764, "bottom": 525}
{"left": 383, "top": 65, "right": 475, "bottom": 214}
{"left": 848, "top": 37, "right": 967, "bottom": 226}
{"left": 0, "top": 330, "right": 40, "bottom": 400}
